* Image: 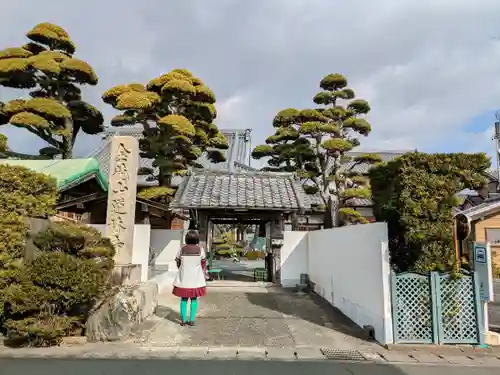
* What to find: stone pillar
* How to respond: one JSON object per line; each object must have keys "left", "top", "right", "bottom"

{"left": 105, "top": 136, "right": 141, "bottom": 285}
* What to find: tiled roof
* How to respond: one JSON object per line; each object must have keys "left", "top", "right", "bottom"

{"left": 454, "top": 196, "right": 500, "bottom": 221}
{"left": 296, "top": 151, "right": 411, "bottom": 211}
{"left": 170, "top": 169, "right": 311, "bottom": 211}
{"left": 88, "top": 126, "right": 251, "bottom": 186}
{"left": 345, "top": 197, "right": 373, "bottom": 207}
{"left": 307, "top": 192, "right": 325, "bottom": 206}
{"left": 341, "top": 150, "right": 412, "bottom": 207}
{"left": 339, "top": 150, "right": 413, "bottom": 174}
{"left": 303, "top": 193, "right": 371, "bottom": 211}
{"left": 485, "top": 169, "right": 499, "bottom": 182}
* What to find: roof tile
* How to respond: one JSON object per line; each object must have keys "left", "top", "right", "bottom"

{"left": 170, "top": 170, "right": 310, "bottom": 211}
{"left": 88, "top": 127, "right": 251, "bottom": 186}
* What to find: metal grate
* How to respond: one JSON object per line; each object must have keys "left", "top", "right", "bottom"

{"left": 320, "top": 349, "right": 366, "bottom": 361}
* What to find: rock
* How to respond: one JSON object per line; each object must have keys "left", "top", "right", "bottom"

{"left": 85, "top": 281, "right": 158, "bottom": 342}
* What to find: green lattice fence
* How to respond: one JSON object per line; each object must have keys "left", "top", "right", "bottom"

{"left": 391, "top": 270, "right": 482, "bottom": 344}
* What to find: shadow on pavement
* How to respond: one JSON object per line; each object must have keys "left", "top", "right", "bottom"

{"left": 155, "top": 305, "right": 180, "bottom": 324}
{"left": 245, "top": 289, "right": 372, "bottom": 342}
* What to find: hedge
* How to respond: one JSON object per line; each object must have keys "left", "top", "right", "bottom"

{"left": 0, "top": 164, "right": 57, "bottom": 311}
{"left": 369, "top": 152, "right": 490, "bottom": 273}
{"left": 0, "top": 164, "right": 115, "bottom": 346}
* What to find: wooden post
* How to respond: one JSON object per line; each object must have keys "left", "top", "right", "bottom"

{"left": 453, "top": 218, "right": 460, "bottom": 271}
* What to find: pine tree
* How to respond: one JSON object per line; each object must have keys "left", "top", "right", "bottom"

{"left": 0, "top": 23, "right": 103, "bottom": 159}
{"left": 252, "top": 73, "right": 381, "bottom": 226}
{"left": 102, "top": 69, "right": 228, "bottom": 203}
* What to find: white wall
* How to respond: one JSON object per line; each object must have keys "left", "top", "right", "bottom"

{"left": 89, "top": 224, "right": 151, "bottom": 282}
{"left": 280, "top": 231, "right": 308, "bottom": 288}
{"left": 280, "top": 223, "right": 393, "bottom": 345}
{"left": 150, "top": 229, "right": 184, "bottom": 268}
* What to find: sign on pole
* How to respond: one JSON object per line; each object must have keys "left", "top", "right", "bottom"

{"left": 472, "top": 242, "right": 494, "bottom": 302}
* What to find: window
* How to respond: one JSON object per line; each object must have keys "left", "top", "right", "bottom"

{"left": 485, "top": 228, "right": 500, "bottom": 246}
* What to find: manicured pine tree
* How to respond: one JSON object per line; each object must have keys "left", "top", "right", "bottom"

{"left": 0, "top": 23, "right": 103, "bottom": 159}
{"left": 102, "top": 69, "right": 229, "bottom": 203}
{"left": 252, "top": 73, "right": 381, "bottom": 226}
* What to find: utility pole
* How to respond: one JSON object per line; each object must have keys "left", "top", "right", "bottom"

{"left": 493, "top": 111, "right": 500, "bottom": 191}
{"left": 244, "top": 128, "right": 252, "bottom": 167}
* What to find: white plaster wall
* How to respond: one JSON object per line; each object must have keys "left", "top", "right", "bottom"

{"left": 130, "top": 224, "right": 151, "bottom": 282}
{"left": 88, "top": 224, "right": 151, "bottom": 282}
{"left": 150, "top": 229, "right": 184, "bottom": 268}
{"left": 307, "top": 223, "right": 393, "bottom": 345}
{"left": 280, "top": 231, "right": 309, "bottom": 288}
{"left": 280, "top": 223, "right": 393, "bottom": 345}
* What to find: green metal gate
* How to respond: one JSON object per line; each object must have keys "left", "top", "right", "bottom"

{"left": 391, "top": 270, "right": 483, "bottom": 344}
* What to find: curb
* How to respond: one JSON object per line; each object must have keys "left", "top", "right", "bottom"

{"left": 0, "top": 344, "right": 499, "bottom": 366}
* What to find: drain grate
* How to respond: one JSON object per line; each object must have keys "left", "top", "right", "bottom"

{"left": 320, "top": 349, "right": 366, "bottom": 361}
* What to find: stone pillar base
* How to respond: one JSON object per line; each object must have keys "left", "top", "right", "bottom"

{"left": 112, "top": 264, "right": 142, "bottom": 285}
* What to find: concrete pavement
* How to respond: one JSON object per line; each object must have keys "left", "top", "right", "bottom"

{"left": 136, "top": 282, "right": 377, "bottom": 349}
{"left": 488, "top": 280, "right": 500, "bottom": 330}
{"left": 0, "top": 342, "right": 500, "bottom": 366}
{"left": 0, "top": 358, "right": 499, "bottom": 375}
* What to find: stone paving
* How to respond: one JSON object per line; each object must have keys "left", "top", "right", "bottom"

{"left": 135, "top": 281, "right": 378, "bottom": 350}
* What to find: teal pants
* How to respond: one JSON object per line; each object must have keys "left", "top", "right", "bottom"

{"left": 180, "top": 297, "right": 198, "bottom": 322}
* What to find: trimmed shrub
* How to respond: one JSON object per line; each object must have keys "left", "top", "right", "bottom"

{"left": 369, "top": 152, "right": 489, "bottom": 273}
{"left": 0, "top": 164, "right": 57, "bottom": 319}
{"left": 0, "top": 163, "right": 115, "bottom": 346}
{"left": 2, "top": 222, "right": 115, "bottom": 346}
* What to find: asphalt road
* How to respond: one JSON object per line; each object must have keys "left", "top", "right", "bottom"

{"left": 0, "top": 359, "right": 498, "bottom": 375}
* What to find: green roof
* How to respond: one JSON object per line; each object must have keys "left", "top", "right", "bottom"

{"left": 0, "top": 158, "right": 108, "bottom": 192}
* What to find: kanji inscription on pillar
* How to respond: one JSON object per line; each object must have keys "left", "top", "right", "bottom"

{"left": 105, "top": 136, "right": 138, "bottom": 265}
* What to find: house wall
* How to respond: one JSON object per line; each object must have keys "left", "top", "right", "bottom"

{"left": 170, "top": 217, "right": 186, "bottom": 230}
{"left": 280, "top": 223, "right": 393, "bottom": 345}
{"left": 472, "top": 214, "right": 500, "bottom": 268}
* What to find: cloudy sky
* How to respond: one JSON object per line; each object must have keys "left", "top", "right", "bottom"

{"left": 1, "top": 0, "right": 500, "bottom": 167}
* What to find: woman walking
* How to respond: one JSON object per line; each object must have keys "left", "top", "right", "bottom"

{"left": 172, "top": 230, "right": 207, "bottom": 326}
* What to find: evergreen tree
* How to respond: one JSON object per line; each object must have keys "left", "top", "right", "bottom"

{"left": 369, "top": 152, "right": 489, "bottom": 272}
{"left": 102, "top": 69, "right": 229, "bottom": 202}
{"left": 0, "top": 23, "right": 103, "bottom": 159}
{"left": 252, "top": 73, "right": 380, "bottom": 226}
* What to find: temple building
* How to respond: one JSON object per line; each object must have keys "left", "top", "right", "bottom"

{"left": 55, "top": 125, "right": 408, "bottom": 230}
{"left": 78, "top": 126, "right": 254, "bottom": 228}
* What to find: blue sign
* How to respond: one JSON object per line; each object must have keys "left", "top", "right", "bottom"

{"left": 475, "top": 247, "right": 486, "bottom": 264}
{"left": 473, "top": 242, "right": 493, "bottom": 302}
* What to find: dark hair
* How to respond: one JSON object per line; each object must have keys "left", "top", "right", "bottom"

{"left": 185, "top": 230, "right": 200, "bottom": 245}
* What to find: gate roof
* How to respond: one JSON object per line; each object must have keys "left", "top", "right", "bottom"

{"left": 170, "top": 169, "right": 311, "bottom": 212}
